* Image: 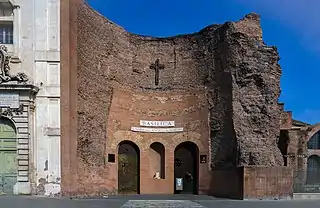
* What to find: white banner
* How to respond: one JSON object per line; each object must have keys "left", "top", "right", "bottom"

{"left": 140, "top": 120, "right": 175, "bottom": 127}
{"left": 131, "top": 127, "right": 183, "bottom": 133}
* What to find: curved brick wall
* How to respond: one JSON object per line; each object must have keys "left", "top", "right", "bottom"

{"left": 61, "top": 1, "right": 284, "bottom": 195}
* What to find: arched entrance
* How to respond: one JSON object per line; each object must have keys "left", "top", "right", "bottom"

{"left": 149, "top": 142, "right": 165, "bottom": 179}
{"left": 0, "top": 117, "right": 17, "bottom": 195}
{"left": 306, "top": 155, "right": 320, "bottom": 185}
{"left": 118, "top": 141, "right": 140, "bottom": 194}
{"left": 174, "top": 141, "right": 199, "bottom": 194}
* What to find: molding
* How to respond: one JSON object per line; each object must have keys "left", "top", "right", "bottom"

{"left": 0, "top": 45, "right": 28, "bottom": 83}
{"left": 10, "top": 56, "right": 21, "bottom": 63}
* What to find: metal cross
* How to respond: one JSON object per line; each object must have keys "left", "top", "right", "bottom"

{"left": 150, "top": 59, "right": 165, "bottom": 86}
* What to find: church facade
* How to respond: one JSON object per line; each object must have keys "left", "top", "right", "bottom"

{"left": 0, "top": 0, "right": 60, "bottom": 196}
{"left": 59, "top": 0, "right": 320, "bottom": 200}
{"left": 60, "top": 0, "right": 291, "bottom": 199}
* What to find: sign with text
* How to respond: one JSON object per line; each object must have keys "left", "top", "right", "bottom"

{"left": 0, "top": 93, "right": 19, "bottom": 108}
{"left": 140, "top": 120, "right": 175, "bottom": 127}
{"left": 131, "top": 127, "right": 183, "bottom": 133}
{"left": 175, "top": 178, "right": 183, "bottom": 191}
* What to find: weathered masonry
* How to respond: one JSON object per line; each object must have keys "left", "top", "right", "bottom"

{"left": 279, "top": 105, "right": 320, "bottom": 199}
{"left": 61, "top": 0, "right": 294, "bottom": 199}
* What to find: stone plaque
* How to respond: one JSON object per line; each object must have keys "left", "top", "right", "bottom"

{"left": 140, "top": 120, "right": 175, "bottom": 127}
{"left": 0, "top": 93, "right": 19, "bottom": 108}
{"left": 44, "top": 127, "right": 60, "bottom": 136}
{"left": 131, "top": 127, "right": 183, "bottom": 133}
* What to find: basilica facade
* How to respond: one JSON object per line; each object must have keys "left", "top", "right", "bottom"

{"left": 60, "top": 0, "right": 320, "bottom": 199}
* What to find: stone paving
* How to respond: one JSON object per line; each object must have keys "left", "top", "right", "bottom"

{"left": 121, "top": 200, "right": 205, "bottom": 208}
{"left": 0, "top": 195, "right": 320, "bottom": 208}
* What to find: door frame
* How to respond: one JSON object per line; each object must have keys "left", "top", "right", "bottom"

{"left": 173, "top": 141, "right": 199, "bottom": 194}
{"left": 0, "top": 117, "right": 18, "bottom": 195}
{"left": 117, "top": 140, "right": 141, "bottom": 194}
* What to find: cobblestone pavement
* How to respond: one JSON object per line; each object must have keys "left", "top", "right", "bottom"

{"left": 121, "top": 200, "right": 205, "bottom": 207}
{"left": 0, "top": 195, "right": 320, "bottom": 208}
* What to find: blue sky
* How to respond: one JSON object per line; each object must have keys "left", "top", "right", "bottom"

{"left": 87, "top": 0, "right": 319, "bottom": 124}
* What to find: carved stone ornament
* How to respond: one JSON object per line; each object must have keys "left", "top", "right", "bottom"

{"left": 0, "top": 45, "right": 28, "bottom": 83}
{"left": 0, "top": 104, "right": 24, "bottom": 117}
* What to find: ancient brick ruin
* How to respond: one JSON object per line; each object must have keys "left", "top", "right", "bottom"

{"left": 61, "top": 0, "right": 295, "bottom": 199}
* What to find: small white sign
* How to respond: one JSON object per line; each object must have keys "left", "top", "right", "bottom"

{"left": 131, "top": 127, "right": 183, "bottom": 133}
{"left": 140, "top": 120, "right": 175, "bottom": 127}
{"left": 176, "top": 178, "right": 183, "bottom": 191}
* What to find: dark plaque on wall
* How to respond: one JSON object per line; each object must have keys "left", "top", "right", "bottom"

{"left": 200, "top": 155, "right": 207, "bottom": 164}
{"left": 108, "top": 154, "right": 115, "bottom": 163}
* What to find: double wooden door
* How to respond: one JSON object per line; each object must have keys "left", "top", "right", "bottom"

{"left": 0, "top": 119, "right": 17, "bottom": 195}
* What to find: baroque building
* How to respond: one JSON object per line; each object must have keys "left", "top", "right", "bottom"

{"left": 0, "top": 0, "right": 60, "bottom": 196}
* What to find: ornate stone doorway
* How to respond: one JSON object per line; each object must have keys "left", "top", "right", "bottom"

{"left": 118, "top": 141, "right": 140, "bottom": 194}
{"left": 0, "top": 117, "right": 17, "bottom": 195}
{"left": 174, "top": 141, "right": 199, "bottom": 194}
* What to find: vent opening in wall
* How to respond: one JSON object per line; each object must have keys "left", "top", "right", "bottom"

{"left": 108, "top": 154, "right": 115, "bottom": 163}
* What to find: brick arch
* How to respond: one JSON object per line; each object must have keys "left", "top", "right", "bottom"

{"left": 171, "top": 131, "right": 204, "bottom": 151}
{"left": 111, "top": 131, "right": 144, "bottom": 150}
{"left": 306, "top": 123, "right": 320, "bottom": 142}
{"left": 306, "top": 155, "right": 320, "bottom": 184}
{"left": 111, "top": 131, "right": 204, "bottom": 151}
{"left": 146, "top": 138, "right": 170, "bottom": 150}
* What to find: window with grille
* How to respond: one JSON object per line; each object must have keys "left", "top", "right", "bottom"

{"left": 0, "top": 2, "right": 14, "bottom": 45}
{"left": 0, "top": 22, "right": 13, "bottom": 44}
{"left": 308, "top": 131, "right": 320, "bottom": 149}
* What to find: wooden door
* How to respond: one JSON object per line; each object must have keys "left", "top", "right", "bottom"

{"left": 174, "top": 142, "right": 198, "bottom": 194}
{"left": 118, "top": 141, "right": 140, "bottom": 194}
{"left": 0, "top": 118, "right": 17, "bottom": 195}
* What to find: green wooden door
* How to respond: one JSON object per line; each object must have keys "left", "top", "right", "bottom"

{"left": 0, "top": 118, "right": 17, "bottom": 195}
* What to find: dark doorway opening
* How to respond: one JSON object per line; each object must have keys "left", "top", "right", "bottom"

{"left": 118, "top": 141, "right": 140, "bottom": 194}
{"left": 278, "top": 130, "right": 289, "bottom": 166}
{"left": 174, "top": 141, "right": 199, "bottom": 194}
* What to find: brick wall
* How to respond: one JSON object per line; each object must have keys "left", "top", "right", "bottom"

{"left": 61, "top": 0, "right": 286, "bottom": 196}
{"left": 209, "top": 168, "right": 243, "bottom": 199}
{"left": 280, "top": 111, "right": 293, "bottom": 130}
{"left": 243, "top": 167, "right": 293, "bottom": 200}
{"left": 209, "top": 167, "right": 293, "bottom": 200}
{"left": 104, "top": 89, "right": 210, "bottom": 194}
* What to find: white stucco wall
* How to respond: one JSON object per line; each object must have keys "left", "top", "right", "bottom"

{"left": 33, "top": 0, "right": 61, "bottom": 196}
{"left": 5, "top": 0, "right": 61, "bottom": 196}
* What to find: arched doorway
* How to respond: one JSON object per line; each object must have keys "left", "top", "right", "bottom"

{"left": 174, "top": 141, "right": 199, "bottom": 194}
{"left": 278, "top": 130, "right": 289, "bottom": 166}
{"left": 0, "top": 117, "right": 17, "bottom": 195}
{"left": 149, "top": 142, "right": 165, "bottom": 179}
{"left": 306, "top": 155, "right": 320, "bottom": 185}
{"left": 118, "top": 141, "right": 140, "bottom": 194}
